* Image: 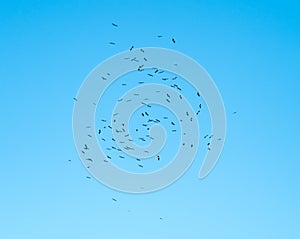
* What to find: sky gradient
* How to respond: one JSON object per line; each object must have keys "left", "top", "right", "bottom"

{"left": 1, "top": 0, "right": 300, "bottom": 238}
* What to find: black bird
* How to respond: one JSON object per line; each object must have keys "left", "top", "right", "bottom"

{"left": 138, "top": 164, "right": 143, "bottom": 168}
{"left": 86, "top": 158, "right": 93, "bottom": 162}
{"left": 84, "top": 144, "right": 89, "bottom": 150}
{"left": 233, "top": 111, "right": 237, "bottom": 114}
{"left": 73, "top": 97, "right": 78, "bottom": 101}
{"left": 197, "top": 92, "right": 200, "bottom": 97}
{"left": 157, "top": 35, "right": 163, "bottom": 38}
{"left": 172, "top": 38, "right": 176, "bottom": 43}
{"left": 112, "top": 198, "right": 117, "bottom": 202}
{"left": 109, "top": 42, "right": 116, "bottom": 45}
{"left": 171, "top": 121, "right": 175, "bottom": 125}
{"left": 112, "top": 23, "right": 118, "bottom": 27}
{"left": 86, "top": 176, "right": 91, "bottom": 179}
{"left": 130, "top": 45, "right": 134, "bottom": 51}
{"left": 148, "top": 73, "right": 153, "bottom": 77}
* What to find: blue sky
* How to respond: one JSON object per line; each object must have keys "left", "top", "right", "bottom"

{"left": 1, "top": 0, "right": 300, "bottom": 238}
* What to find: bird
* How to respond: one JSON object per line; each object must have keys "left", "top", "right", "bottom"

{"left": 157, "top": 155, "right": 160, "bottom": 160}
{"left": 112, "top": 198, "right": 117, "bottom": 202}
{"left": 112, "top": 23, "right": 118, "bottom": 27}
{"left": 130, "top": 45, "right": 134, "bottom": 51}
{"left": 233, "top": 111, "right": 237, "bottom": 114}
{"left": 86, "top": 158, "right": 93, "bottom": 162}
{"left": 197, "top": 92, "right": 200, "bottom": 97}
{"left": 84, "top": 144, "right": 89, "bottom": 150}
{"left": 157, "top": 35, "right": 163, "bottom": 38}
{"left": 172, "top": 38, "right": 176, "bottom": 43}
{"left": 86, "top": 176, "right": 91, "bottom": 179}
{"left": 109, "top": 42, "right": 116, "bottom": 45}
{"left": 73, "top": 97, "right": 78, "bottom": 101}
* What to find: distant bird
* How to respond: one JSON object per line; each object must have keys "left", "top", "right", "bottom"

{"left": 112, "top": 198, "right": 117, "bottom": 202}
{"left": 86, "top": 176, "right": 91, "bottom": 179}
{"left": 84, "top": 144, "right": 89, "bottom": 150}
{"left": 138, "top": 164, "right": 143, "bottom": 168}
{"left": 130, "top": 45, "right": 134, "bottom": 51}
{"left": 157, "top": 35, "right": 163, "bottom": 38}
{"left": 157, "top": 155, "right": 160, "bottom": 161}
{"left": 86, "top": 158, "right": 93, "bottom": 162}
{"left": 171, "top": 121, "right": 175, "bottom": 125}
{"left": 112, "top": 23, "right": 118, "bottom": 27}
{"left": 172, "top": 38, "right": 176, "bottom": 43}
{"left": 233, "top": 111, "right": 237, "bottom": 114}
{"left": 148, "top": 73, "right": 153, "bottom": 77}
{"left": 109, "top": 42, "right": 116, "bottom": 45}
{"left": 73, "top": 97, "right": 78, "bottom": 101}
{"left": 197, "top": 92, "right": 200, "bottom": 97}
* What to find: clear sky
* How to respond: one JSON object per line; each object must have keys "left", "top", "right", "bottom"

{"left": 1, "top": 0, "right": 300, "bottom": 238}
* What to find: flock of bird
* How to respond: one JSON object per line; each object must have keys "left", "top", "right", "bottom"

{"left": 71, "top": 22, "right": 236, "bottom": 219}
